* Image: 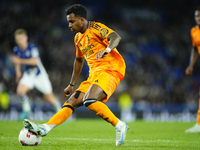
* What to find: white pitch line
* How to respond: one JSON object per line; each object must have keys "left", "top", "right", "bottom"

{"left": 43, "top": 138, "right": 185, "bottom": 143}
{"left": 1, "top": 137, "right": 199, "bottom": 143}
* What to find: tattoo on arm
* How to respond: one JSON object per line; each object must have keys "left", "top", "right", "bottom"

{"left": 107, "top": 32, "right": 121, "bottom": 50}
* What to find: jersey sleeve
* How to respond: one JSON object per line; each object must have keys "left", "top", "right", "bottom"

{"left": 13, "top": 46, "right": 18, "bottom": 55}
{"left": 74, "top": 34, "right": 84, "bottom": 58}
{"left": 90, "top": 22, "right": 115, "bottom": 40}
{"left": 191, "top": 28, "right": 197, "bottom": 47}
{"left": 31, "top": 47, "right": 39, "bottom": 57}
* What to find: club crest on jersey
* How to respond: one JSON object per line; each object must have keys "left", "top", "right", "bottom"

{"left": 100, "top": 28, "right": 109, "bottom": 37}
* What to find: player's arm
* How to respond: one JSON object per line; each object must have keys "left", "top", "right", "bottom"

{"left": 96, "top": 32, "right": 121, "bottom": 59}
{"left": 185, "top": 46, "right": 199, "bottom": 75}
{"left": 12, "top": 56, "right": 38, "bottom": 66}
{"left": 107, "top": 32, "right": 121, "bottom": 50}
{"left": 11, "top": 55, "right": 22, "bottom": 83}
{"left": 70, "top": 57, "right": 84, "bottom": 85}
{"left": 64, "top": 56, "right": 84, "bottom": 96}
{"left": 12, "top": 62, "right": 22, "bottom": 83}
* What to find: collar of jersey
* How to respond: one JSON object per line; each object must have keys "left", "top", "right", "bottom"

{"left": 87, "top": 21, "right": 90, "bottom": 29}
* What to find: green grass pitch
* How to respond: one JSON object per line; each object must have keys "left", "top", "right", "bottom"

{"left": 0, "top": 119, "right": 199, "bottom": 150}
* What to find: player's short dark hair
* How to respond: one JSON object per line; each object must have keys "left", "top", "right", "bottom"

{"left": 14, "top": 28, "right": 27, "bottom": 37}
{"left": 65, "top": 4, "right": 87, "bottom": 19}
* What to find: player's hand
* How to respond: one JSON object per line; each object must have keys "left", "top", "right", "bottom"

{"left": 185, "top": 66, "right": 193, "bottom": 75}
{"left": 64, "top": 85, "right": 73, "bottom": 97}
{"left": 96, "top": 49, "right": 110, "bottom": 60}
{"left": 11, "top": 56, "right": 21, "bottom": 64}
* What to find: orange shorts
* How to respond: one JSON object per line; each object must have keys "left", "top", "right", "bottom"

{"left": 75, "top": 70, "right": 120, "bottom": 103}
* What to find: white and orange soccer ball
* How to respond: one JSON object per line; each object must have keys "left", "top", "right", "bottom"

{"left": 18, "top": 128, "right": 42, "bottom": 146}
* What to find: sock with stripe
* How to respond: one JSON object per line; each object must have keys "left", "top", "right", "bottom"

{"left": 83, "top": 99, "right": 119, "bottom": 126}
{"left": 45, "top": 103, "right": 74, "bottom": 130}
{"left": 20, "top": 94, "right": 31, "bottom": 112}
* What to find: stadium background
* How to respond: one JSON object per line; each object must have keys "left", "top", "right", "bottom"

{"left": 1, "top": 0, "right": 200, "bottom": 121}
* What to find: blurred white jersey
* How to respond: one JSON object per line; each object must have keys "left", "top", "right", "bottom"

{"left": 13, "top": 43, "right": 52, "bottom": 94}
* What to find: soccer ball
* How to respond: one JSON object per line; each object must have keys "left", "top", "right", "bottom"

{"left": 18, "top": 128, "right": 42, "bottom": 146}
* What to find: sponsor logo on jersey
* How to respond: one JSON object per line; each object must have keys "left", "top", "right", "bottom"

{"left": 86, "top": 50, "right": 94, "bottom": 58}
{"left": 81, "top": 43, "right": 95, "bottom": 54}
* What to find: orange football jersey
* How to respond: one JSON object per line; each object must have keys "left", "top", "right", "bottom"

{"left": 74, "top": 21, "right": 126, "bottom": 80}
{"left": 191, "top": 25, "right": 200, "bottom": 53}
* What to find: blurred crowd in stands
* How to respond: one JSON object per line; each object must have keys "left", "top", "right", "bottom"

{"left": 1, "top": 0, "right": 200, "bottom": 107}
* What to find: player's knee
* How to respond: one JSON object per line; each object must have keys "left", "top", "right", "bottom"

{"left": 62, "top": 103, "right": 74, "bottom": 113}
{"left": 83, "top": 89, "right": 106, "bottom": 101}
{"left": 83, "top": 99, "right": 97, "bottom": 107}
{"left": 16, "top": 89, "right": 25, "bottom": 97}
{"left": 64, "top": 91, "right": 83, "bottom": 108}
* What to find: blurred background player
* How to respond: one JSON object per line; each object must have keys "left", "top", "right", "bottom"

{"left": 185, "top": 6, "right": 200, "bottom": 133}
{"left": 23, "top": 4, "right": 129, "bottom": 146}
{"left": 11, "top": 29, "right": 61, "bottom": 120}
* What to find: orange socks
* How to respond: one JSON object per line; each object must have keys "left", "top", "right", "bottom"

{"left": 46, "top": 99, "right": 119, "bottom": 127}
{"left": 83, "top": 99, "right": 119, "bottom": 126}
{"left": 46, "top": 103, "right": 74, "bottom": 126}
{"left": 197, "top": 99, "right": 200, "bottom": 124}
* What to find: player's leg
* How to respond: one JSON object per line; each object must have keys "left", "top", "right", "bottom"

{"left": 197, "top": 99, "right": 200, "bottom": 125}
{"left": 45, "top": 91, "right": 84, "bottom": 126}
{"left": 17, "top": 83, "right": 32, "bottom": 120}
{"left": 43, "top": 92, "right": 62, "bottom": 112}
{"left": 196, "top": 88, "right": 200, "bottom": 126}
{"left": 17, "top": 72, "right": 35, "bottom": 120}
{"left": 82, "top": 71, "right": 129, "bottom": 146}
{"left": 83, "top": 84, "right": 128, "bottom": 146}
{"left": 24, "top": 91, "right": 85, "bottom": 136}
{"left": 35, "top": 73, "right": 61, "bottom": 112}
{"left": 83, "top": 84, "right": 119, "bottom": 126}
{"left": 185, "top": 88, "right": 200, "bottom": 133}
